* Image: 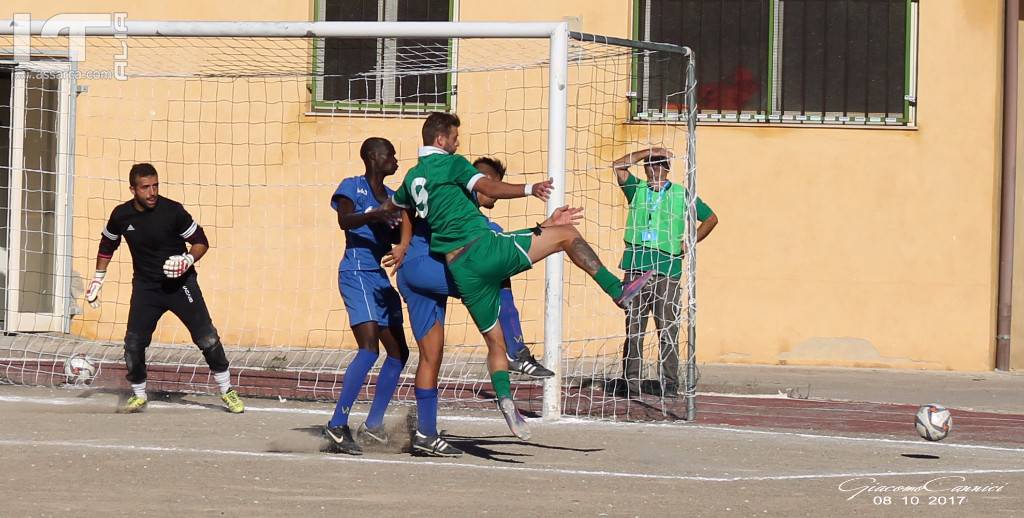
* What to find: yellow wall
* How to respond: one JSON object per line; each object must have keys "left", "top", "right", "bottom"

{"left": 5, "top": 1, "right": 1012, "bottom": 370}
{"left": 1012, "top": 18, "right": 1024, "bottom": 371}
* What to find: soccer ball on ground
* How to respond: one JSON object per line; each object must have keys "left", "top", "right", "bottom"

{"left": 64, "top": 353, "right": 98, "bottom": 385}
{"left": 915, "top": 403, "right": 952, "bottom": 441}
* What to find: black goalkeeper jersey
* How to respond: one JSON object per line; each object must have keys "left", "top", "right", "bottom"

{"left": 102, "top": 196, "right": 200, "bottom": 287}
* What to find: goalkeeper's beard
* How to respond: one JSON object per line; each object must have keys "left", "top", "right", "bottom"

{"left": 134, "top": 193, "right": 158, "bottom": 210}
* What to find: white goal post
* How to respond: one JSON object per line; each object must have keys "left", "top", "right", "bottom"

{"left": 0, "top": 19, "right": 698, "bottom": 421}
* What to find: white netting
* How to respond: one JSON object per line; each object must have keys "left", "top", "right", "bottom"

{"left": 0, "top": 29, "right": 696, "bottom": 420}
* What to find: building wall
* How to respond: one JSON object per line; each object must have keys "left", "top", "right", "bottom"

{"left": 5, "top": 0, "right": 1009, "bottom": 370}
{"left": 1011, "top": 14, "right": 1024, "bottom": 371}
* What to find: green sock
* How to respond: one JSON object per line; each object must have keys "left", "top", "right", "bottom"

{"left": 491, "top": 370, "right": 512, "bottom": 400}
{"left": 594, "top": 267, "right": 623, "bottom": 299}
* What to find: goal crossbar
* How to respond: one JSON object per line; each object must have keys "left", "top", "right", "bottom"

{"left": 0, "top": 19, "right": 699, "bottom": 421}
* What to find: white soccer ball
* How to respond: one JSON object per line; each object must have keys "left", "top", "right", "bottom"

{"left": 64, "top": 353, "right": 98, "bottom": 385}
{"left": 915, "top": 403, "right": 952, "bottom": 441}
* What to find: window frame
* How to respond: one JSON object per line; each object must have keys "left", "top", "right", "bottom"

{"left": 0, "top": 58, "right": 75, "bottom": 333}
{"left": 632, "top": 0, "right": 919, "bottom": 127}
{"left": 310, "top": 0, "right": 458, "bottom": 114}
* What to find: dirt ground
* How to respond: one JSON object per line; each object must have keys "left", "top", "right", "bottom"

{"left": 0, "top": 384, "right": 1022, "bottom": 517}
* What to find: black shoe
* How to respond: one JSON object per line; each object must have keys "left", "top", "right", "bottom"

{"left": 323, "top": 424, "right": 363, "bottom": 455}
{"left": 508, "top": 349, "right": 555, "bottom": 379}
{"left": 357, "top": 422, "right": 389, "bottom": 446}
{"left": 412, "top": 431, "right": 463, "bottom": 457}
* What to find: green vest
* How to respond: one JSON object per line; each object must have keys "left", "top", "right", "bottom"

{"left": 623, "top": 180, "right": 686, "bottom": 255}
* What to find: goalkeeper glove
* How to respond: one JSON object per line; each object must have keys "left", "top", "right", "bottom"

{"left": 85, "top": 270, "right": 105, "bottom": 308}
{"left": 162, "top": 253, "right": 195, "bottom": 279}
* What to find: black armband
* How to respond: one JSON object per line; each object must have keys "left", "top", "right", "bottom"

{"left": 185, "top": 225, "right": 209, "bottom": 247}
{"left": 97, "top": 235, "right": 120, "bottom": 258}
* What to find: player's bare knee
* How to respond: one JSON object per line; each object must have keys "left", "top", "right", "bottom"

{"left": 556, "top": 225, "right": 582, "bottom": 245}
{"left": 359, "top": 343, "right": 381, "bottom": 355}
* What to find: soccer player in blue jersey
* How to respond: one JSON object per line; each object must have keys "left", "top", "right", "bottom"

{"left": 390, "top": 157, "right": 577, "bottom": 456}
{"left": 322, "top": 137, "right": 410, "bottom": 456}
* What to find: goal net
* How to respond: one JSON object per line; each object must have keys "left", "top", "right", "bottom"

{"left": 0, "top": 21, "right": 698, "bottom": 421}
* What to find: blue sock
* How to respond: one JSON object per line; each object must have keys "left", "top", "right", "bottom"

{"left": 366, "top": 356, "right": 405, "bottom": 429}
{"left": 415, "top": 387, "right": 439, "bottom": 436}
{"left": 329, "top": 349, "right": 379, "bottom": 428}
{"left": 499, "top": 288, "right": 526, "bottom": 359}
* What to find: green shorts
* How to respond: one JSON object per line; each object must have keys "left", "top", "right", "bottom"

{"left": 447, "top": 229, "right": 534, "bottom": 333}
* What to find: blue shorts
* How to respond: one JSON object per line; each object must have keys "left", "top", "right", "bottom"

{"left": 396, "top": 255, "right": 460, "bottom": 342}
{"left": 338, "top": 269, "right": 404, "bottom": 328}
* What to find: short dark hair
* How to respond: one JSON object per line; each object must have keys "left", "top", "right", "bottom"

{"left": 359, "top": 137, "right": 393, "bottom": 163}
{"left": 422, "top": 112, "right": 460, "bottom": 146}
{"left": 644, "top": 155, "right": 671, "bottom": 170}
{"left": 129, "top": 163, "right": 158, "bottom": 187}
{"left": 472, "top": 156, "right": 506, "bottom": 180}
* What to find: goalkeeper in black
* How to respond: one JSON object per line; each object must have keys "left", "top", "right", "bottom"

{"left": 84, "top": 163, "right": 244, "bottom": 414}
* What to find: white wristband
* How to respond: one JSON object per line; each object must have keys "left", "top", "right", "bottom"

{"left": 524, "top": 183, "right": 534, "bottom": 196}
{"left": 93, "top": 270, "right": 106, "bottom": 281}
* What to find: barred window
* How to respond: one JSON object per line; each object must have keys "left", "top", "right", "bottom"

{"left": 635, "top": 0, "right": 917, "bottom": 126}
{"left": 313, "top": 0, "right": 453, "bottom": 113}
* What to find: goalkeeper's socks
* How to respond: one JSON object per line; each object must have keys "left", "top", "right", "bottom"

{"left": 415, "top": 387, "right": 439, "bottom": 436}
{"left": 365, "top": 355, "right": 404, "bottom": 429}
{"left": 594, "top": 267, "right": 623, "bottom": 300}
{"left": 490, "top": 370, "right": 512, "bottom": 400}
{"left": 131, "top": 382, "right": 147, "bottom": 400}
{"left": 213, "top": 370, "right": 231, "bottom": 395}
{"left": 498, "top": 289, "right": 526, "bottom": 359}
{"left": 329, "top": 349, "right": 379, "bottom": 428}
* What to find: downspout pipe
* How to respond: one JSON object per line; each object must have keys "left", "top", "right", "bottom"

{"left": 996, "top": 0, "right": 1020, "bottom": 371}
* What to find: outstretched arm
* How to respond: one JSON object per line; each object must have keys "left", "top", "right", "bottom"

{"left": 473, "top": 177, "right": 554, "bottom": 202}
{"left": 611, "top": 147, "right": 674, "bottom": 185}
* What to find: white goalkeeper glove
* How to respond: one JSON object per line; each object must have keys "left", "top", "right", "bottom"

{"left": 162, "top": 253, "right": 195, "bottom": 279}
{"left": 85, "top": 270, "right": 105, "bottom": 308}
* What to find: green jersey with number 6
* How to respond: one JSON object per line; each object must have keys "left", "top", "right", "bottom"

{"left": 393, "top": 148, "right": 491, "bottom": 254}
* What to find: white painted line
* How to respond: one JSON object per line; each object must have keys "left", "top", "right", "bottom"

{"left": 1, "top": 438, "right": 1023, "bottom": 483}
{"left": 687, "top": 424, "right": 1024, "bottom": 454}
{"left": 3, "top": 393, "right": 1024, "bottom": 454}
{"left": 701, "top": 399, "right": 1024, "bottom": 422}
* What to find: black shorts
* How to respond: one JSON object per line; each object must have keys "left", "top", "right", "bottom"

{"left": 126, "top": 275, "right": 215, "bottom": 345}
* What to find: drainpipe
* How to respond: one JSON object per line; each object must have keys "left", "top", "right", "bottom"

{"left": 995, "top": 0, "right": 1019, "bottom": 371}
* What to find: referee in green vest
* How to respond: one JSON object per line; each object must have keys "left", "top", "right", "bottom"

{"left": 612, "top": 147, "right": 718, "bottom": 398}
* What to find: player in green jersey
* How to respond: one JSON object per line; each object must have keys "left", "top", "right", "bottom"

{"left": 386, "top": 113, "right": 654, "bottom": 439}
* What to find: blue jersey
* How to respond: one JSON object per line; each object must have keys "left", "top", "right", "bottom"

{"left": 405, "top": 218, "right": 436, "bottom": 263}
{"left": 331, "top": 176, "right": 397, "bottom": 271}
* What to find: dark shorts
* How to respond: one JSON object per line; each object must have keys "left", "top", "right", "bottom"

{"left": 126, "top": 274, "right": 215, "bottom": 344}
